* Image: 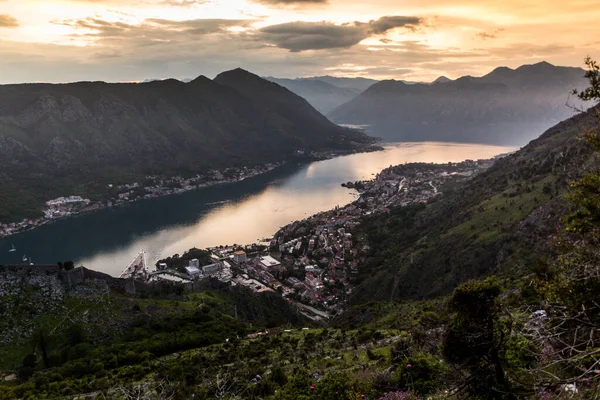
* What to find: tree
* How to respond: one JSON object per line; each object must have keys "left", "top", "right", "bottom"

{"left": 32, "top": 327, "right": 51, "bottom": 369}
{"left": 443, "top": 277, "right": 516, "bottom": 399}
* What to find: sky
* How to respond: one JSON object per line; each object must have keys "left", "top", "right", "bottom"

{"left": 0, "top": 0, "right": 599, "bottom": 83}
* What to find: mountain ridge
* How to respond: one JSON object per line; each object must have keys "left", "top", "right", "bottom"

{"left": 329, "top": 61, "right": 589, "bottom": 146}
{"left": 263, "top": 76, "right": 371, "bottom": 114}
{"left": 0, "top": 69, "right": 375, "bottom": 223}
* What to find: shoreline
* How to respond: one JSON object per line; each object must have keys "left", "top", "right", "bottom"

{"left": 0, "top": 144, "right": 383, "bottom": 240}
{"left": 147, "top": 156, "right": 498, "bottom": 314}
{"left": 0, "top": 163, "right": 284, "bottom": 240}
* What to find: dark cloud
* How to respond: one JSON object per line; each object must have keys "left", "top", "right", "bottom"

{"left": 0, "top": 14, "right": 19, "bottom": 28}
{"left": 259, "top": 15, "right": 422, "bottom": 51}
{"left": 259, "top": 21, "right": 365, "bottom": 51}
{"left": 368, "top": 16, "right": 421, "bottom": 34}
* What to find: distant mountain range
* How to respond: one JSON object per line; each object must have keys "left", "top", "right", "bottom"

{"left": 0, "top": 69, "right": 374, "bottom": 222}
{"left": 264, "top": 76, "right": 380, "bottom": 114}
{"left": 329, "top": 62, "right": 589, "bottom": 146}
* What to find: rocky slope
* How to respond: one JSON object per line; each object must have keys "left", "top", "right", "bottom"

{"left": 329, "top": 62, "right": 589, "bottom": 146}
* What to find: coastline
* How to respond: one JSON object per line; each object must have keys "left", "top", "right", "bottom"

{"left": 0, "top": 144, "right": 383, "bottom": 239}
{"left": 147, "top": 156, "right": 497, "bottom": 314}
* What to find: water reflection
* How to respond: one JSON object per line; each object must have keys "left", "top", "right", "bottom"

{"left": 0, "top": 142, "right": 514, "bottom": 275}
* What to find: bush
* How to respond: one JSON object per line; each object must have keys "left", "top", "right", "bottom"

{"left": 397, "top": 353, "right": 447, "bottom": 394}
{"left": 417, "top": 312, "right": 441, "bottom": 329}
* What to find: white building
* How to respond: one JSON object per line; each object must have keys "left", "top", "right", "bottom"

{"left": 189, "top": 259, "right": 200, "bottom": 269}
{"left": 45, "top": 195, "right": 87, "bottom": 207}
{"left": 185, "top": 266, "right": 200, "bottom": 276}
{"left": 260, "top": 255, "right": 281, "bottom": 269}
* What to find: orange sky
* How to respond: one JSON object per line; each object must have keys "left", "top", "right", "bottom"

{"left": 0, "top": 0, "right": 598, "bottom": 83}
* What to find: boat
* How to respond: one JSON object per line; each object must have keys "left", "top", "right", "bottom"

{"left": 119, "top": 251, "right": 147, "bottom": 279}
{"left": 22, "top": 255, "right": 27, "bottom": 262}
{"left": 9, "top": 244, "right": 16, "bottom": 252}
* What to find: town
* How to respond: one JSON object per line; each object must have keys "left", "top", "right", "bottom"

{"left": 0, "top": 163, "right": 283, "bottom": 238}
{"left": 0, "top": 146, "right": 382, "bottom": 239}
{"left": 144, "top": 158, "right": 501, "bottom": 320}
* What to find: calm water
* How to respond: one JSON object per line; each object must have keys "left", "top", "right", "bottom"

{"left": 0, "top": 142, "right": 514, "bottom": 276}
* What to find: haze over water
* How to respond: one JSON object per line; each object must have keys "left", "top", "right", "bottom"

{"left": 0, "top": 142, "right": 513, "bottom": 276}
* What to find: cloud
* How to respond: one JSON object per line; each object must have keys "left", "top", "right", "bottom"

{"left": 161, "top": 0, "right": 212, "bottom": 6}
{"left": 253, "top": 0, "right": 327, "bottom": 5}
{"left": 259, "top": 21, "right": 365, "bottom": 51}
{"left": 476, "top": 28, "right": 505, "bottom": 40}
{"left": 0, "top": 0, "right": 595, "bottom": 84}
{"left": 259, "top": 15, "right": 422, "bottom": 51}
{"left": 0, "top": 14, "right": 19, "bottom": 28}
{"left": 54, "top": 16, "right": 255, "bottom": 40}
{"left": 368, "top": 16, "right": 421, "bottom": 34}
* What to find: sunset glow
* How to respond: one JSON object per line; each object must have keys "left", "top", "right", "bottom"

{"left": 0, "top": 0, "right": 598, "bottom": 83}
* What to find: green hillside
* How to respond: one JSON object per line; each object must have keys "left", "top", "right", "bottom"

{"left": 350, "top": 107, "right": 599, "bottom": 302}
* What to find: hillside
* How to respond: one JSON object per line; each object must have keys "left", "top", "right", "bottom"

{"left": 329, "top": 62, "right": 589, "bottom": 146}
{"left": 0, "top": 69, "right": 375, "bottom": 222}
{"left": 350, "top": 105, "right": 599, "bottom": 302}
{"left": 0, "top": 265, "right": 308, "bottom": 392}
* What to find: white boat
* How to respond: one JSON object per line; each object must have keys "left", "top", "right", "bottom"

{"left": 22, "top": 255, "right": 27, "bottom": 262}
{"left": 119, "top": 251, "right": 147, "bottom": 279}
{"left": 9, "top": 244, "right": 16, "bottom": 252}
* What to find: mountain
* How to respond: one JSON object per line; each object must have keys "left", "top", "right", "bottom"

{"left": 264, "top": 75, "right": 382, "bottom": 114}
{"left": 264, "top": 77, "right": 364, "bottom": 114}
{"left": 350, "top": 105, "right": 599, "bottom": 302}
{"left": 432, "top": 76, "right": 452, "bottom": 83}
{"left": 307, "top": 76, "right": 379, "bottom": 92}
{"left": 0, "top": 69, "right": 374, "bottom": 222}
{"left": 329, "top": 62, "right": 589, "bottom": 146}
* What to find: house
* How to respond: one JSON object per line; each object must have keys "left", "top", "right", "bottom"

{"left": 185, "top": 266, "right": 200, "bottom": 276}
{"left": 286, "top": 277, "right": 301, "bottom": 286}
{"left": 202, "top": 262, "right": 223, "bottom": 276}
{"left": 189, "top": 259, "right": 200, "bottom": 269}
{"left": 233, "top": 250, "right": 247, "bottom": 263}
{"left": 305, "top": 265, "right": 319, "bottom": 273}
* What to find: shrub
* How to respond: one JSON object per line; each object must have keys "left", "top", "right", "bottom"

{"left": 417, "top": 312, "right": 441, "bottom": 329}
{"left": 396, "top": 353, "right": 447, "bottom": 395}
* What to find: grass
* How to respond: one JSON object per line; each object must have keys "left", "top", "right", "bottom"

{"left": 442, "top": 174, "right": 559, "bottom": 244}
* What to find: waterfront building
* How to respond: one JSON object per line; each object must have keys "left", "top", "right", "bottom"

{"left": 233, "top": 250, "right": 247, "bottom": 263}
